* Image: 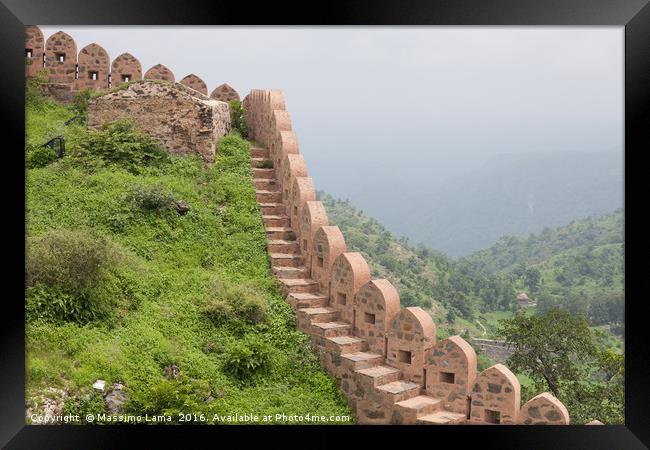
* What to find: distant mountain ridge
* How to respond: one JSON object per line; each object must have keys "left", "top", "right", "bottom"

{"left": 380, "top": 151, "right": 623, "bottom": 257}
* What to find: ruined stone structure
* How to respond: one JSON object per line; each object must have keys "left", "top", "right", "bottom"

{"left": 243, "top": 89, "right": 572, "bottom": 425}
{"left": 87, "top": 81, "right": 231, "bottom": 163}
{"left": 471, "top": 338, "right": 515, "bottom": 364}
{"left": 24, "top": 26, "right": 239, "bottom": 101}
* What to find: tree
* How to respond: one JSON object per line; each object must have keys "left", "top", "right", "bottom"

{"left": 497, "top": 308, "right": 624, "bottom": 424}
{"left": 497, "top": 308, "right": 596, "bottom": 397}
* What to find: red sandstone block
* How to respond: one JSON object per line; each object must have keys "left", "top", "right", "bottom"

{"left": 253, "top": 168, "right": 276, "bottom": 180}
{"left": 269, "top": 252, "right": 303, "bottom": 267}
{"left": 267, "top": 239, "right": 300, "bottom": 254}
{"left": 297, "top": 306, "right": 340, "bottom": 324}
{"left": 256, "top": 191, "right": 282, "bottom": 203}
{"left": 278, "top": 278, "right": 319, "bottom": 295}
{"left": 266, "top": 227, "right": 295, "bottom": 241}
{"left": 260, "top": 203, "right": 286, "bottom": 215}
{"left": 355, "top": 365, "right": 401, "bottom": 388}
{"left": 376, "top": 380, "right": 422, "bottom": 404}
{"left": 286, "top": 292, "right": 329, "bottom": 310}
{"left": 272, "top": 265, "right": 310, "bottom": 279}
{"left": 251, "top": 147, "right": 269, "bottom": 158}
{"left": 311, "top": 321, "right": 352, "bottom": 338}
{"left": 415, "top": 411, "right": 466, "bottom": 425}
{"left": 253, "top": 178, "right": 279, "bottom": 190}
{"left": 393, "top": 395, "right": 442, "bottom": 424}
{"left": 325, "top": 335, "right": 368, "bottom": 354}
{"left": 340, "top": 352, "right": 383, "bottom": 373}
{"left": 262, "top": 214, "right": 290, "bottom": 227}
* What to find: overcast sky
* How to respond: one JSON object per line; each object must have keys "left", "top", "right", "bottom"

{"left": 38, "top": 26, "right": 623, "bottom": 218}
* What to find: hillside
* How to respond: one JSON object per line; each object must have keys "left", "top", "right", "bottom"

{"left": 321, "top": 191, "right": 624, "bottom": 338}
{"left": 25, "top": 87, "right": 352, "bottom": 424}
{"left": 379, "top": 151, "right": 623, "bottom": 257}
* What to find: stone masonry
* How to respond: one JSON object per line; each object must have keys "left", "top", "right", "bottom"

{"left": 25, "top": 26, "right": 241, "bottom": 101}
{"left": 244, "top": 89, "right": 572, "bottom": 425}
{"left": 87, "top": 80, "right": 231, "bottom": 164}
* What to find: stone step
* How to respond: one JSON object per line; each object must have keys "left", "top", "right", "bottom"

{"left": 262, "top": 214, "right": 290, "bottom": 227}
{"left": 266, "top": 226, "right": 296, "bottom": 241}
{"left": 305, "top": 314, "right": 342, "bottom": 327}
{"left": 415, "top": 411, "right": 466, "bottom": 425}
{"left": 251, "top": 157, "right": 273, "bottom": 168}
{"left": 252, "top": 168, "right": 275, "bottom": 180}
{"left": 340, "top": 352, "right": 384, "bottom": 372}
{"left": 324, "top": 335, "right": 369, "bottom": 354}
{"left": 253, "top": 178, "right": 279, "bottom": 190}
{"left": 269, "top": 252, "right": 303, "bottom": 267}
{"left": 272, "top": 265, "right": 310, "bottom": 279}
{"left": 279, "top": 278, "right": 320, "bottom": 295}
{"left": 287, "top": 292, "right": 329, "bottom": 310}
{"left": 310, "top": 321, "right": 352, "bottom": 338}
{"left": 260, "top": 203, "right": 286, "bottom": 215}
{"left": 393, "top": 395, "right": 442, "bottom": 424}
{"left": 376, "top": 380, "right": 422, "bottom": 404}
{"left": 296, "top": 307, "right": 340, "bottom": 333}
{"left": 267, "top": 239, "right": 300, "bottom": 254}
{"left": 251, "top": 147, "right": 269, "bottom": 158}
{"left": 256, "top": 190, "right": 282, "bottom": 203}
{"left": 355, "top": 365, "right": 401, "bottom": 388}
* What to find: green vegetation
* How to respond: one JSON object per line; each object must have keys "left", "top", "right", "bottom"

{"left": 322, "top": 191, "right": 623, "bottom": 337}
{"left": 229, "top": 100, "right": 249, "bottom": 139}
{"left": 26, "top": 89, "right": 352, "bottom": 424}
{"left": 498, "top": 309, "right": 624, "bottom": 424}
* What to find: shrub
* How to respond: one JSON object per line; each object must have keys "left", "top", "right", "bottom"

{"left": 71, "top": 119, "right": 169, "bottom": 174}
{"left": 222, "top": 334, "right": 272, "bottom": 380}
{"left": 27, "top": 229, "right": 111, "bottom": 293}
{"left": 25, "top": 229, "right": 137, "bottom": 324}
{"left": 204, "top": 277, "right": 269, "bottom": 325}
{"left": 229, "top": 100, "right": 248, "bottom": 138}
{"left": 129, "top": 184, "right": 176, "bottom": 213}
{"left": 26, "top": 144, "right": 58, "bottom": 169}
{"left": 70, "top": 89, "right": 103, "bottom": 122}
{"left": 123, "top": 379, "right": 209, "bottom": 420}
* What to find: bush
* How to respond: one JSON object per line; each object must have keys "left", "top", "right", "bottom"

{"left": 129, "top": 184, "right": 176, "bottom": 213}
{"left": 222, "top": 334, "right": 272, "bottom": 380}
{"left": 71, "top": 119, "right": 169, "bottom": 174}
{"left": 25, "top": 229, "right": 137, "bottom": 324}
{"left": 204, "top": 277, "right": 269, "bottom": 325}
{"left": 229, "top": 100, "right": 248, "bottom": 138}
{"left": 27, "top": 229, "right": 111, "bottom": 293}
{"left": 26, "top": 144, "right": 58, "bottom": 169}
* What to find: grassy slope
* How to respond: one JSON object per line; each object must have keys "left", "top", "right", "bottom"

{"left": 26, "top": 98, "right": 352, "bottom": 424}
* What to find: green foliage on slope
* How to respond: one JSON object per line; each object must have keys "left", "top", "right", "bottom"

{"left": 25, "top": 92, "right": 352, "bottom": 424}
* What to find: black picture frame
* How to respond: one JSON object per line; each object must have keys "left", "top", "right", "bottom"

{"left": 1, "top": 1, "right": 646, "bottom": 448}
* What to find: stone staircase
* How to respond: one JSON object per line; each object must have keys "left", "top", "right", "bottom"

{"left": 251, "top": 144, "right": 465, "bottom": 425}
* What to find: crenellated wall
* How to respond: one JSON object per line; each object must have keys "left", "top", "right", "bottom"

{"left": 243, "top": 89, "right": 573, "bottom": 426}
{"left": 24, "top": 26, "right": 240, "bottom": 101}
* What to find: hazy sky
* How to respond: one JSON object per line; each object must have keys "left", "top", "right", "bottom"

{"left": 38, "top": 26, "right": 623, "bottom": 220}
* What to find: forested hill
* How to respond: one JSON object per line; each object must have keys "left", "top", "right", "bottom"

{"left": 321, "top": 191, "right": 624, "bottom": 331}
{"left": 317, "top": 191, "right": 451, "bottom": 322}
{"left": 462, "top": 209, "right": 623, "bottom": 274}
{"left": 381, "top": 151, "right": 622, "bottom": 257}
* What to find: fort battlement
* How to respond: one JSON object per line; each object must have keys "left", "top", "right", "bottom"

{"left": 25, "top": 25, "right": 596, "bottom": 426}
{"left": 25, "top": 26, "right": 240, "bottom": 102}
{"left": 243, "top": 89, "right": 574, "bottom": 425}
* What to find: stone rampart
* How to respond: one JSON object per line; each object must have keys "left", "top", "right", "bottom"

{"left": 24, "top": 26, "right": 240, "bottom": 101}
{"left": 244, "top": 88, "right": 572, "bottom": 425}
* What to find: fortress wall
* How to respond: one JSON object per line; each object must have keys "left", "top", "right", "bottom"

{"left": 244, "top": 88, "right": 573, "bottom": 425}
{"left": 25, "top": 26, "right": 239, "bottom": 100}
